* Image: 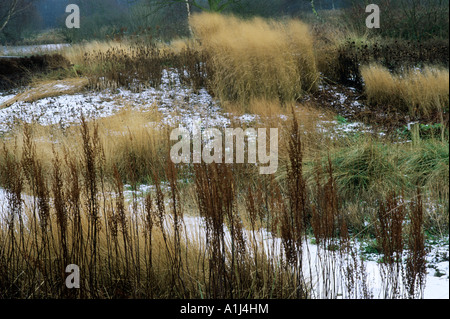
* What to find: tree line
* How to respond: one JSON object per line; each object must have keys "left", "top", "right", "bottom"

{"left": 1, "top": 0, "right": 448, "bottom": 44}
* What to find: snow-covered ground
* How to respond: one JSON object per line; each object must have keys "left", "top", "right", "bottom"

{"left": 0, "top": 70, "right": 232, "bottom": 134}
{"left": 2, "top": 185, "right": 447, "bottom": 299}
{"left": 1, "top": 69, "right": 377, "bottom": 136}
{"left": 157, "top": 211, "right": 449, "bottom": 299}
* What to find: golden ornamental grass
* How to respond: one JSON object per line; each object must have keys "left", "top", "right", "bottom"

{"left": 361, "top": 63, "right": 449, "bottom": 117}
{"left": 189, "top": 13, "right": 319, "bottom": 105}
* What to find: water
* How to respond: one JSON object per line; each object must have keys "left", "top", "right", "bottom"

{"left": 0, "top": 43, "right": 69, "bottom": 57}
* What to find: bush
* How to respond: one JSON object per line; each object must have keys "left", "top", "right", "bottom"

{"left": 317, "top": 38, "right": 449, "bottom": 89}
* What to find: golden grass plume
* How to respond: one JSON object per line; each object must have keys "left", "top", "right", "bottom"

{"left": 361, "top": 63, "right": 449, "bottom": 117}
{"left": 189, "top": 13, "right": 319, "bottom": 105}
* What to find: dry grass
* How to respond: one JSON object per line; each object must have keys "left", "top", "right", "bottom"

{"left": 164, "top": 37, "right": 201, "bottom": 54}
{"left": 95, "top": 106, "right": 170, "bottom": 183}
{"left": 1, "top": 105, "right": 169, "bottom": 188}
{"left": 62, "top": 40, "right": 134, "bottom": 67}
{"left": 0, "top": 108, "right": 434, "bottom": 299}
{"left": 189, "top": 12, "right": 319, "bottom": 105}
{"left": 361, "top": 63, "right": 449, "bottom": 118}
{"left": 59, "top": 14, "right": 320, "bottom": 104}
{"left": 0, "top": 19, "right": 444, "bottom": 298}
{"left": 0, "top": 78, "right": 89, "bottom": 109}
{"left": 61, "top": 40, "right": 169, "bottom": 91}
{"left": 0, "top": 116, "right": 316, "bottom": 299}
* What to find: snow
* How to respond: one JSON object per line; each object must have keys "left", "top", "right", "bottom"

{"left": 316, "top": 119, "right": 380, "bottom": 138}
{"left": 0, "top": 70, "right": 232, "bottom": 134}
{"left": 113, "top": 185, "right": 450, "bottom": 299}
{"left": 1, "top": 69, "right": 376, "bottom": 140}
{"left": 179, "top": 214, "right": 449, "bottom": 299}
{"left": 0, "top": 92, "right": 123, "bottom": 132}
{"left": 0, "top": 93, "right": 16, "bottom": 106}
{"left": 0, "top": 188, "right": 6, "bottom": 211}
{"left": 52, "top": 84, "right": 72, "bottom": 90}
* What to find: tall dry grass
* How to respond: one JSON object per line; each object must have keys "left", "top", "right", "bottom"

{"left": 0, "top": 116, "right": 313, "bottom": 298}
{"left": 61, "top": 39, "right": 211, "bottom": 94}
{"left": 1, "top": 106, "right": 169, "bottom": 188}
{"left": 0, "top": 110, "right": 432, "bottom": 299}
{"left": 361, "top": 63, "right": 449, "bottom": 118}
{"left": 62, "top": 40, "right": 177, "bottom": 91}
{"left": 59, "top": 14, "right": 320, "bottom": 104}
{"left": 62, "top": 40, "right": 135, "bottom": 67}
{"left": 189, "top": 13, "right": 319, "bottom": 105}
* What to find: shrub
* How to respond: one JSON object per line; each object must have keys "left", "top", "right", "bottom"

{"left": 317, "top": 38, "right": 449, "bottom": 89}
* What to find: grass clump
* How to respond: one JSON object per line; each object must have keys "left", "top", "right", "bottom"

{"left": 0, "top": 107, "right": 170, "bottom": 187}
{"left": 325, "top": 137, "right": 406, "bottom": 199}
{"left": 190, "top": 12, "right": 319, "bottom": 105}
{"left": 361, "top": 63, "right": 449, "bottom": 119}
{"left": 307, "top": 134, "right": 449, "bottom": 235}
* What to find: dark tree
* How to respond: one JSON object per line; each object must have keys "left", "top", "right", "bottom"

{"left": 0, "top": 0, "right": 37, "bottom": 33}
